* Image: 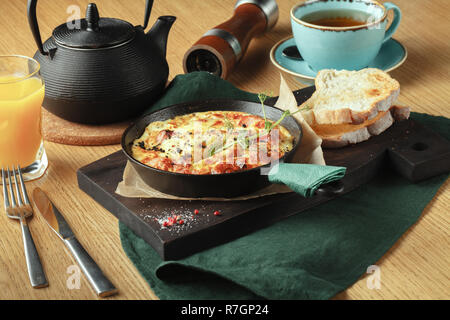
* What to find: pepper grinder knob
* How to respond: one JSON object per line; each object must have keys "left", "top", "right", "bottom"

{"left": 183, "top": 0, "right": 278, "bottom": 79}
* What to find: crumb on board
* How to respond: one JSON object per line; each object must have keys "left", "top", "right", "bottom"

{"left": 142, "top": 204, "right": 223, "bottom": 232}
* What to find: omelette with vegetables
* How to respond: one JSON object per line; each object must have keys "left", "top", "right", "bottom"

{"left": 131, "top": 111, "right": 294, "bottom": 174}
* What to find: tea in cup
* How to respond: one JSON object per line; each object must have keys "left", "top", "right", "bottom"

{"left": 290, "top": 0, "right": 402, "bottom": 71}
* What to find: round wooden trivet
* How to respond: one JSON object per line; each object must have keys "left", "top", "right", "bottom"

{"left": 42, "top": 108, "right": 133, "bottom": 146}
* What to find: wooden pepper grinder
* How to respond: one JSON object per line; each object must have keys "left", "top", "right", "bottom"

{"left": 183, "top": 0, "right": 278, "bottom": 79}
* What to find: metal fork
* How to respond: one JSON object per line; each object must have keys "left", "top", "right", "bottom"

{"left": 1, "top": 166, "right": 48, "bottom": 288}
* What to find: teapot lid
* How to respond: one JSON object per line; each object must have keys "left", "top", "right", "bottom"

{"left": 52, "top": 3, "right": 135, "bottom": 49}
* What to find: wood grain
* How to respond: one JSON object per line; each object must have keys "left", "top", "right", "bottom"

{"left": 0, "top": 0, "right": 448, "bottom": 300}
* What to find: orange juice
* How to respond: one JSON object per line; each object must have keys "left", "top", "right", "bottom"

{"left": 0, "top": 76, "right": 45, "bottom": 168}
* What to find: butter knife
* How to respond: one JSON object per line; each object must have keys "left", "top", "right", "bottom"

{"left": 32, "top": 187, "right": 118, "bottom": 297}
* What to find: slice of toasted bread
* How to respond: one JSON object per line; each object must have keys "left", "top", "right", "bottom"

{"left": 311, "top": 105, "right": 410, "bottom": 148}
{"left": 302, "top": 69, "right": 400, "bottom": 125}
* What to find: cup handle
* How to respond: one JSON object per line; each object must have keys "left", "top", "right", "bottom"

{"left": 382, "top": 2, "right": 402, "bottom": 44}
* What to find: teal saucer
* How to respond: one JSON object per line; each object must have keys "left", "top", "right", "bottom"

{"left": 270, "top": 36, "right": 407, "bottom": 86}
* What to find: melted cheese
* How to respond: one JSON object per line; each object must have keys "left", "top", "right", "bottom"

{"left": 131, "top": 111, "right": 295, "bottom": 174}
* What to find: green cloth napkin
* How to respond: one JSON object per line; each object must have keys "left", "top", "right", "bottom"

{"left": 121, "top": 71, "right": 449, "bottom": 299}
{"left": 145, "top": 71, "right": 258, "bottom": 114}
{"left": 269, "top": 163, "right": 346, "bottom": 197}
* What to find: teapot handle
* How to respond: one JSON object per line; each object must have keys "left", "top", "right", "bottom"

{"left": 143, "top": 0, "right": 154, "bottom": 30}
{"left": 28, "top": 0, "right": 154, "bottom": 54}
{"left": 27, "top": 0, "right": 48, "bottom": 56}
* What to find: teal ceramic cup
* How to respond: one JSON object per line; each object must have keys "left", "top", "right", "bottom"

{"left": 290, "top": 0, "right": 401, "bottom": 71}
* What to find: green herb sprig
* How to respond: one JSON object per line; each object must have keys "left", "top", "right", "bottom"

{"left": 207, "top": 92, "right": 310, "bottom": 157}
{"left": 224, "top": 118, "right": 234, "bottom": 131}
{"left": 258, "top": 91, "right": 273, "bottom": 131}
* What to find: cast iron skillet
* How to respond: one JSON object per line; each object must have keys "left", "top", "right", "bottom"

{"left": 122, "top": 99, "right": 302, "bottom": 198}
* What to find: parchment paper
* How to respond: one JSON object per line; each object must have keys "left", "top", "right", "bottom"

{"left": 115, "top": 74, "right": 324, "bottom": 201}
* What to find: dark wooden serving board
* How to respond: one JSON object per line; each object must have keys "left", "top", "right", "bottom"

{"left": 77, "top": 88, "right": 450, "bottom": 260}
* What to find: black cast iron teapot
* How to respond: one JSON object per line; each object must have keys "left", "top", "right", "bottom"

{"left": 27, "top": 0, "right": 176, "bottom": 124}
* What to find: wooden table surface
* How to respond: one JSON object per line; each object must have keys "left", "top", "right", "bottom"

{"left": 0, "top": 0, "right": 448, "bottom": 300}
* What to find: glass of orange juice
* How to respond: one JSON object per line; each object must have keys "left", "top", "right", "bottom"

{"left": 0, "top": 55, "right": 48, "bottom": 181}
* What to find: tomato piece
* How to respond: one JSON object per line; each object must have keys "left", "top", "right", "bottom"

{"left": 255, "top": 120, "right": 265, "bottom": 129}
{"left": 230, "top": 113, "right": 242, "bottom": 120}
{"left": 237, "top": 115, "right": 266, "bottom": 130}
{"left": 237, "top": 116, "right": 253, "bottom": 128}
{"left": 212, "top": 163, "right": 241, "bottom": 174}
{"left": 147, "top": 157, "right": 173, "bottom": 171}
{"left": 173, "top": 164, "right": 192, "bottom": 174}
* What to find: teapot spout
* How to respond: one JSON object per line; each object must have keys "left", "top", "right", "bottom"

{"left": 147, "top": 16, "right": 176, "bottom": 58}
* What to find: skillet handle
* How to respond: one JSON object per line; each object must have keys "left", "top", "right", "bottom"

{"left": 315, "top": 180, "right": 345, "bottom": 197}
